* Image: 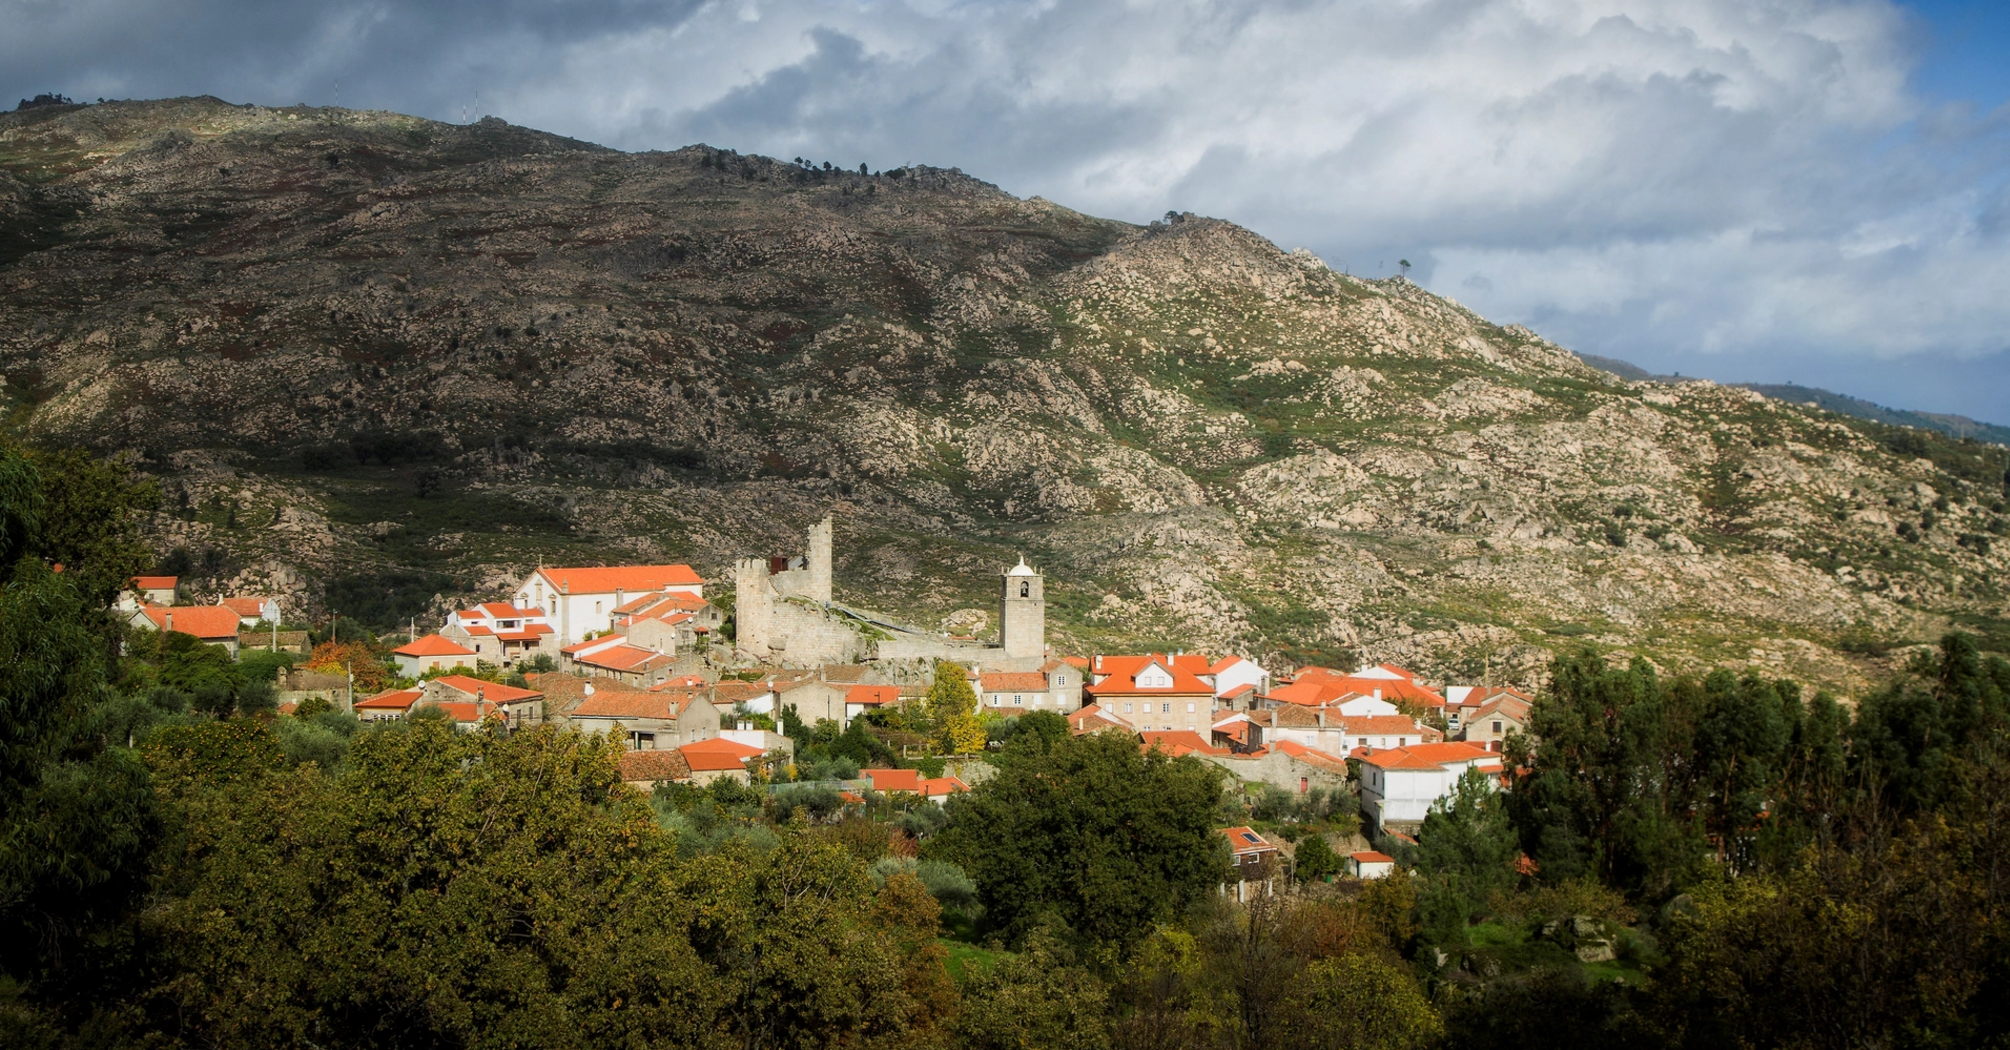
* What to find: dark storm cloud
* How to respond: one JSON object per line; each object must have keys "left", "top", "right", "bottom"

{"left": 5, "top": 0, "right": 2008, "bottom": 419}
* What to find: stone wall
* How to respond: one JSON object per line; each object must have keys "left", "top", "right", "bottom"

{"left": 1202, "top": 750, "right": 1351, "bottom": 795}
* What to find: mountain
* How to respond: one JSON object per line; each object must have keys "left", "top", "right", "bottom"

{"left": 1575, "top": 356, "right": 2010, "bottom": 447}
{"left": 3, "top": 97, "right": 2007, "bottom": 690}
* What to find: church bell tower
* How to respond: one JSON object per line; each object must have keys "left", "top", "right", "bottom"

{"left": 1000, "top": 555, "right": 1045, "bottom": 662}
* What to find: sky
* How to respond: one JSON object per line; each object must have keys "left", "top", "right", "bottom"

{"left": 6, "top": 0, "right": 2009, "bottom": 423}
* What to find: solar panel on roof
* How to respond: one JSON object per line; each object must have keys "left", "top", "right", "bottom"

{"left": 1241, "top": 832, "right": 1261, "bottom": 844}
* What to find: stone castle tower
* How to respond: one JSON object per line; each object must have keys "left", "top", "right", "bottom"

{"left": 733, "top": 516, "right": 835, "bottom": 656}
{"left": 999, "top": 556, "right": 1045, "bottom": 661}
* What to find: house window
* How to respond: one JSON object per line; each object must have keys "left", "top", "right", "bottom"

{"left": 1014, "top": 695, "right": 1023, "bottom": 705}
{"left": 1020, "top": 581, "right": 1030, "bottom": 597}
{"left": 1299, "top": 777, "right": 1308, "bottom": 793}
{"left": 1056, "top": 675, "right": 1066, "bottom": 685}
{"left": 1124, "top": 703, "right": 1133, "bottom": 713}
{"left": 1493, "top": 721, "right": 1503, "bottom": 733}
{"left": 595, "top": 601, "right": 604, "bottom": 615}
{"left": 1398, "top": 738, "right": 1407, "bottom": 747}
{"left": 1161, "top": 702, "right": 1171, "bottom": 713}
{"left": 1358, "top": 738, "right": 1368, "bottom": 747}
{"left": 1185, "top": 702, "right": 1195, "bottom": 713}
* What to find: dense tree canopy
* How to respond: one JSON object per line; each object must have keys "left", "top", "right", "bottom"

{"left": 926, "top": 729, "right": 1228, "bottom": 949}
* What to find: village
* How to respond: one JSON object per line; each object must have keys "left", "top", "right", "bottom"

{"left": 118, "top": 516, "right": 1533, "bottom": 885}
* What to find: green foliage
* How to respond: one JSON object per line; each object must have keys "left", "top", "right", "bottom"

{"left": 927, "top": 731, "right": 1228, "bottom": 949}
{"left": 1848, "top": 631, "right": 2010, "bottom": 815}
{"left": 236, "top": 647, "right": 294, "bottom": 683}
{"left": 23, "top": 447, "right": 160, "bottom": 610}
{"left": 1278, "top": 953, "right": 1441, "bottom": 1050}
{"left": 1415, "top": 768, "right": 1518, "bottom": 936}
{"left": 1293, "top": 834, "right": 1340, "bottom": 882}
{"left": 953, "top": 919, "right": 1112, "bottom": 1050}
{"left": 0, "top": 447, "right": 163, "bottom": 983}
{"left": 927, "top": 661, "right": 984, "bottom": 754}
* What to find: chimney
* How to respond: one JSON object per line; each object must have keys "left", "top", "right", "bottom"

{"left": 1373, "top": 687, "right": 1382, "bottom": 701}
{"left": 1316, "top": 711, "right": 1325, "bottom": 728}
{"left": 165, "top": 611, "right": 173, "bottom": 632}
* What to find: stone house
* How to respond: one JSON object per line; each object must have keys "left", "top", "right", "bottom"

{"left": 129, "top": 605, "right": 244, "bottom": 655}
{"left": 415, "top": 675, "right": 544, "bottom": 730}
{"left": 353, "top": 688, "right": 422, "bottom": 722}
{"left": 680, "top": 737, "right": 767, "bottom": 786}
{"left": 560, "top": 635, "right": 677, "bottom": 688}
{"left": 1239, "top": 707, "right": 1439, "bottom": 755}
{"left": 1458, "top": 689, "right": 1533, "bottom": 751}
{"left": 443, "top": 602, "right": 557, "bottom": 666}
{"left": 976, "top": 658, "right": 1083, "bottom": 715}
{"left": 1202, "top": 739, "right": 1352, "bottom": 796}
{"left": 278, "top": 668, "right": 353, "bottom": 711}
{"left": 617, "top": 749, "right": 692, "bottom": 791}
{"left": 1086, "top": 654, "right": 1219, "bottom": 733}
{"left": 568, "top": 688, "right": 717, "bottom": 750}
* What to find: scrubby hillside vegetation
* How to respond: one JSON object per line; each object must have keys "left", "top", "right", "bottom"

{"left": 2, "top": 96, "right": 2006, "bottom": 686}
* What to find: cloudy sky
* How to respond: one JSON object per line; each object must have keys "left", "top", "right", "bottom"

{"left": 8, "top": 0, "right": 2008, "bottom": 422}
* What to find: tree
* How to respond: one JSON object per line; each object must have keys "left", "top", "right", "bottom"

{"left": 1415, "top": 767, "right": 1518, "bottom": 935}
{"left": 927, "top": 731, "right": 1228, "bottom": 949}
{"left": 954, "top": 918, "right": 1112, "bottom": 1050}
{"left": 23, "top": 447, "right": 160, "bottom": 614}
{"left": 1278, "top": 953, "right": 1441, "bottom": 1050}
{"left": 0, "top": 446, "right": 160, "bottom": 986}
{"left": 926, "top": 661, "right": 984, "bottom": 754}
{"left": 1294, "top": 834, "right": 1341, "bottom": 883}
{"left": 141, "top": 720, "right": 729, "bottom": 1049}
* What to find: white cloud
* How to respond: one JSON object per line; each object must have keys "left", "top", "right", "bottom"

{"left": 5, "top": 0, "right": 2008, "bottom": 416}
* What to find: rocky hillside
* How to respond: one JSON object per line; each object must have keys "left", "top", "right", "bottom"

{"left": 4, "top": 97, "right": 2006, "bottom": 690}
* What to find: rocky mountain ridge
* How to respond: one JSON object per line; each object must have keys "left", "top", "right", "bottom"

{"left": 4, "top": 97, "right": 2006, "bottom": 691}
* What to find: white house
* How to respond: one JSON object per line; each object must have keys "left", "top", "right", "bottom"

{"left": 1206, "top": 656, "right": 1271, "bottom": 701}
{"left": 219, "top": 596, "right": 282, "bottom": 628}
{"left": 392, "top": 633, "right": 479, "bottom": 677}
{"left": 444, "top": 602, "right": 557, "bottom": 666}
{"left": 512, "top": 565, "right": 704, "bottom": 644}
{"left": 1357, "top": 742, "right": 1503, "bottom": 834}
{"left": 1347, "top": 851, "right": 1396, "bottom": 879}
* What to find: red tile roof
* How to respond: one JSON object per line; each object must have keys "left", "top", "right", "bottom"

{"left": 1068, "top": 704, "right": 1131, "bottom": 735}
{"left": 219, "top": 597, "right": 267, "bottom": 619}
{"left": 1351, "top": 851, "right": 1395, "bottom": 863}
{"left": 863, "top": 768, "right": 922, "bottom": 793}
{"left": 573, "top": 643, "right": 674, "bottom": 673}
{"left": 978, "top": 671, "right": 1049, "bottom": 692}
{"left": 1269, "top": 739, "right": 1351, "bottom": 773}
{"left": 683, "top": 737, "right": 765, "bottom": 759}
{"left": 846, "top": 685, "right": 903, "bottom": 706}
{"left": 1085, "top": 658, "right": 1216, "bottom": 697}
{"left": 572, "top": 691, "right": 701, "bottom": 719}
{"left": 1284, "top": 672, "right": 1445, "bottom": 709}
{"left": 354, "top": 688, "right": 423, "bottom": 711}
{"left": 132, "top": 575, "right": 177, "bottom": 590}
{"left": 139, "top": 605, "right": 244, "bottom": 640}
{"left": 618, "top": 749, "right": 691, "bottom": 783}
{"left": 920, "top": 776, "right": 969, "bottom": 798}
{"left": 396, "top": 633, "right": 478, "bottom": 658}
{"left": 537, "top": 565, "right": 703, "bottom": 594}
{"left": 681, "top": 749, "right": 754, "bottom": 772}
{"left": 1358, "top": 742, "right": 1502, "bottom": 771}
{"left": 1141, "top": 730, "right": 1225, "bottom": 757}
{"left": 428, "top": 675, "right": 542, "bottom": 704}
{"left": 1220, "top": 826, "right": 1277, "bottom": 855}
